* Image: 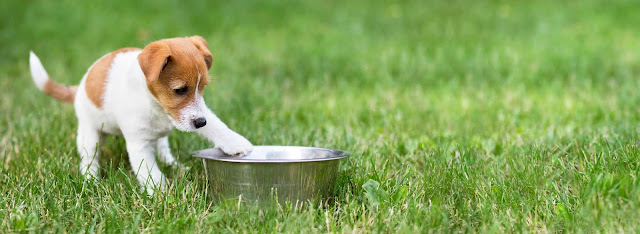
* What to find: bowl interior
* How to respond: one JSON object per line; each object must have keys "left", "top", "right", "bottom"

{"left": 192, "top": 146, "right": 348, "bottom": 163}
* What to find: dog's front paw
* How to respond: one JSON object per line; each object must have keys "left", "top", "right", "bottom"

{"left": 216, "top": 132, "right": 253, "bottom": 156}
{"left": 174, "top": 163, "right": 191, "bottom": 171}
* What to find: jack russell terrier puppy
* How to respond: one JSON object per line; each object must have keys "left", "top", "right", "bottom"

{"left": 29, "top": 36, "right": 253, "bottom": 194}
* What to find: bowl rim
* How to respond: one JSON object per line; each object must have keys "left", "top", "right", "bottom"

{"left": 191, "top": 145, "right": 349, "bottom": 163}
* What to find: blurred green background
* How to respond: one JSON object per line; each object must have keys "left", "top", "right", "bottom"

{"left": 2, "top": 0, "right": 640, "bottom": 232}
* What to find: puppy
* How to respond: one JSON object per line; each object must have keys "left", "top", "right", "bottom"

{"left": 29, "top": 36, "right": 253, "bottom": 194}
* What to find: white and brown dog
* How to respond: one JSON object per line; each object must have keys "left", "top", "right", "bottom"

{"left": 29, "top": 36, "right": 253, "bottom": 194}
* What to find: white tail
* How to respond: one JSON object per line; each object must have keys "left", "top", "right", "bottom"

{"left": 28, "top": 51, "right": 78, "bottom": 103}
{"left": 29, "top": 51, "right": 50, "bottom": 90}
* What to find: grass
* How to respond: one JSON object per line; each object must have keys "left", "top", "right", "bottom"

{"left": 2, "top": 0, "right": 640, "bottom": 232}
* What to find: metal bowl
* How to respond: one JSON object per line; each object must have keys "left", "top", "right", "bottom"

{"left": 192, "top": 146, "right": 349, "bottom": 205}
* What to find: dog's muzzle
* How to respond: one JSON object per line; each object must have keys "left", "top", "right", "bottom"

{"left": 192, "top": 117, "right": 207, "bottom": 129}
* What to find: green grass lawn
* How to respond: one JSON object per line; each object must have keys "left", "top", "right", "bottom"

{"left": 2, "top": 0, "right": 640, "bottom": 232}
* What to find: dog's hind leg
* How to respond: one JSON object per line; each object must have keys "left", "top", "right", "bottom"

{"left": 77, "top": 124, "right": 101, "bottom": 179}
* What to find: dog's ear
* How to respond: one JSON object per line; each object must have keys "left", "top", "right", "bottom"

{"left": 138, "top": 41, "right": 171, "bottom": 83}
{"left": 189, "top": 35, "right": 213, "bottom": 70}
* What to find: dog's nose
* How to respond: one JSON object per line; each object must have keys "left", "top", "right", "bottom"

{"left": 192, "top": 117, "right": 207, "bottom": 129}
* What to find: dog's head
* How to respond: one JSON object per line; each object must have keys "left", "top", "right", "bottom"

{"left": 138, "top": 36, "right": 213, "bottom": 132}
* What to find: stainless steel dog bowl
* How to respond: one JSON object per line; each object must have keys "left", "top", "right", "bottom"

{"left": 192, "top": 146, "right": 349, "bottom": 204}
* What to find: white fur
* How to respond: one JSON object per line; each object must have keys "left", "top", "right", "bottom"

{"left": 29, "top": 51, "right": 49, "bottom": 90}
{"left": 30, "top": 51, "right": 253, "bottom": 195}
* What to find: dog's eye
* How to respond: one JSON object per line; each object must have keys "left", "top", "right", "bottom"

{"left": 174, "top": 87, "right": 188, "bottom": 95}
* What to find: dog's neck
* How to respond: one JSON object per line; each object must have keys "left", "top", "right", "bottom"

{"left": 133, "top": 64, "right": 176, "bottom": 135}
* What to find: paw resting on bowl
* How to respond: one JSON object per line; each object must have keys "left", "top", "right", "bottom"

{"left": 215, "top": 132, "right": 254, "bottom": 156}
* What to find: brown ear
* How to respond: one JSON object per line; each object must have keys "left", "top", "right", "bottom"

{"left": 138, "top": 41, "right": 171, "bottom": 83}
{"left": 189, "top": 35, "right": 213, "bottom": 69}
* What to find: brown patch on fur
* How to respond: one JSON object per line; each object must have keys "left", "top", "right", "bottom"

{"left": 85, "top": 47, "right": 140, "bottom": 108}
{"left": 138, "top": 36, "right": 212, "bottom": 121}
{"left": 43, "top": 80, "right": 77, "bottom": 103}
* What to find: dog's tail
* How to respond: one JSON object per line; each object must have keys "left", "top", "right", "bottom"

{"left": 29, "top": 51, "right": 78, "bottom": 104}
